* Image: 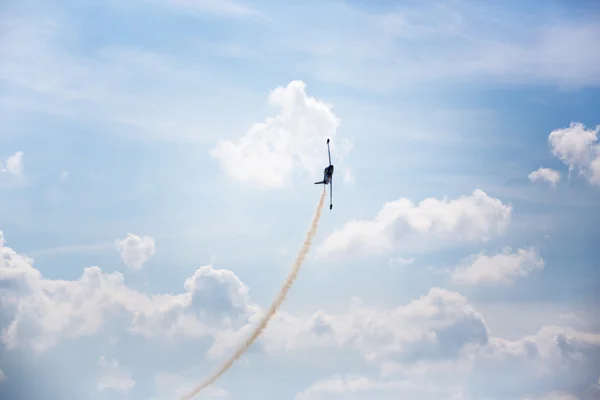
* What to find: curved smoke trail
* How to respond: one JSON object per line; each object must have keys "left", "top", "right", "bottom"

{"left": 181, "top": 188, "right": 327, "bottom": 399}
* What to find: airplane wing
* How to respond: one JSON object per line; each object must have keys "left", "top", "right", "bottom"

{"left": 327, "top": 139, "right": 332, "bottom": 165}
{"left": 329, "top": 178, "right": 333, "bottom": 210}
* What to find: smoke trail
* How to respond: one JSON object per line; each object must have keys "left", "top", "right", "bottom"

{"left": 181, "top": 189, "right": 327, "bottom": 399}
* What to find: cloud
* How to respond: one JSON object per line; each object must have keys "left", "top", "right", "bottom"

{"left": 548, "top": 122, "right": 600, "bottom": 186}
{"left": 96, "top": 356, "right": 135, "bottom": 393}
{"left": 591, "top": 157, "right": 600, "bottom": 186}
{"left": 317, "top": 189, "right": 511, "bottom": 258}
{"left": 0, "top": 369, "right": 5, "bottom": 382}
{"left": 3, "top": 228, "right": 490, "bottom": 365}
{"left": 0, "top": 14, "right": 254, "bottom": 144}
{"left": 451, "top": 247, "right": 545, "bottom": 285}
{"left": 295, "top": 323, "right": 600, "bottom": 400}
{"left": 153, "top": 372, "right": 227, "bottom": 399}
{"left": 159, "top": 0, "right": 261, "bottom": 18}
{"left": 0, "top": 229, "right": 257, "bottom": 353}
{"left": 257, "top": 2, "right": 600, "bottom": 92}
{"left": 115, "top": 233, "right": 156, "bottom": 270}
{"left": 2, "top": 225, "right": 599, "bottom": 399}
{"left": 474, "top": 325, "right": 600, "bottom": 400}
{"left": 210, "top": 80, "right": 352, "bottom": 188}
{"left": 296, "top": 374, "right": 468, "bottom": 400}
{"left": 389, "top": 257, "right": 415, "bottom": 268}
{"left": 296, "top": 375, "right": 408, "bottom": 399}
{"left": 523, "top": 391, "right": 580, "bottom": 400}
{"left": 58, "top": 170, "right": 69, "bottom": 181}
{"left": 263, "top": 287, "right": 489, "bottom": 366}
{"left": 529, "top": 168, "right": 561, "bottom": 187}
{"left": 549, "top": 123, "right": 599, "bottom": 169}
{"left": 1, "top": 151, "right": 23, "bottom": 175}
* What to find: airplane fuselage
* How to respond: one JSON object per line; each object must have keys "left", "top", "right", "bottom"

{"left": 323, "top": 165, "right": 334, "bottom": 184}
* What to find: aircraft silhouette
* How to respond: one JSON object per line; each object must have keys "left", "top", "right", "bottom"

{"left": 314, "top": 138, "right": 334, "bottom": 210}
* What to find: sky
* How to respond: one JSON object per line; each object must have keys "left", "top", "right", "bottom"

{"left": 1, "top": 0, "right": 600, "bottom": 399}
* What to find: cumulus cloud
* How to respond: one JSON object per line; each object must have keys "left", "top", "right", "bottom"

{"left": 548, "top": 122, "right": 600, "bottom": 186}
{"left": 317, "top": 189, "right": 511, "bottom": 258}
{"left": 0, "top": 230, "right": 257, "bottom": 352}
{"left": 1, "top": 151, "right": 23, "bottom": 175}
{"left": 2, "top": 228, "right": 599, "bottom": 400}
{"left": 451, "top": 247, "right": 545, "bottom": 285}
{"left": 115, "top": 233, "right": 156, "bottom": 270}
{"left": 294, "top": 324, "right": 600, "bottom": 400}
{"left": 529, "top": 167, "right": 561, "bottom": 187}
{"left": 474, "top": 325, "right": 600, "bottom": 400}
{"left": 263, "top": 287, "right": 489, "bottom": 366}
{"left": 96, "top": 356, "right": 135, "bottom": 393}
{"left": 210, "top": 80, "right": 352, "bottom": 188}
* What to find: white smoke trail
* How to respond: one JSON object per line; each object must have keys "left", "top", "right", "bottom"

{"left": 181, "top": 188, "right": 327, "bottom": 399}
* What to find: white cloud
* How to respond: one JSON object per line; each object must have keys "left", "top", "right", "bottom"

{"left": 474, "top": 325, "right": 600, "bottom": 399}
{"left": 0, "top": 15, "right": 256, "bottom": 145}
{"left": 263, "top": 287, "right": 489, "bottom": 366}
{"left": 115, "top": 233, "right": 156, "bottom": 270}
{"left": 295, "top": 320, "right": 600, "bottom": 400}
{"left": 96, "top": 356, "right": 135, "bottom": 393}
{"left": 157, "top": 0, "right": 260, "bottom": 17}
{"left": 558, "top": 312, "right": 585, "bottom": 327}
{"left": 2, "top": 227, "right": 599, "bottom": 400}
{"left": 1, "top": 151, "right": 23, "bottom": 175}
{"left": 590, "top": 155, "right": 600, "bottom": 186}
{"left": 153, "top": 372, "right": 228, "bottom": 399}
{"left": 58, "top": 170, "right": 69, "bottom": 181}
{"left": 296, "top": 374, "right": 468, "bottom": 400}
{"left": 265, "top": 3, "right": 600, "bottom": 92}
{"left": 0, "top": 230, "right": 257, "bottom": 352}
{"left": 522, "top": 391, "right": 580, "bottom": 400}
{"left": 451, "top": 247, "right": 544, "bottom": 285}
{"left": 528, "top": 167, "right": 560, "bottom": 187}
{"left": 548, "top": 122, "right": 600, "bottom": 186}
{"left": 549, "top": 122, "right": 599, "bottom": 170}
{"left": 210, "top": 80, "right": 352, "bottom": 188}
{"left": 296, "top": 375, "right": 407, "bottom": 399}
{"left": 317, "top": 189, "right": 511, "bottom": 258}
{"left": 389, "top": 257, "right": 415, "bottom": 268}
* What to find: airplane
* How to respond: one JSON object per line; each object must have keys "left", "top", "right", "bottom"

{"left": 314, "top": 138, "right": 334, "bottom": 210}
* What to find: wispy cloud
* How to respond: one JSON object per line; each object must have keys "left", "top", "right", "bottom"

{"left": 244, "top": 2, "right": 600, "bottom": 91}
{"left": 0, "top": 13, "right": 256, "bottom": 143}
{"left": 162, "top": 0, "right": 263, "bottom": 18}
{"left": 29, "top": 241, "right": 115, "bottom": 256}
{"left": 96, "top": 356, "right": 135, "bottom": 394}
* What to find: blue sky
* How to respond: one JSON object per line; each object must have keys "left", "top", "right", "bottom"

{"left": 1, "top": 0, "right": 600, "bottom": 399}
